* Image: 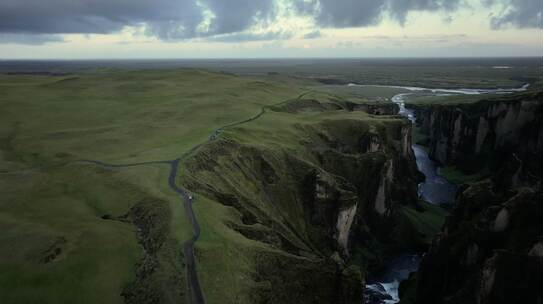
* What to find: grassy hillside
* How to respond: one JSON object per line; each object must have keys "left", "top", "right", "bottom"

{"left": 0, "top": 69, "right": 308, "bottom": 304}
{"left": 0, "top": 69, "right": 305, "bottom": 166}
{"left": 0, "top": 165, "right": 184, "bottom": 303}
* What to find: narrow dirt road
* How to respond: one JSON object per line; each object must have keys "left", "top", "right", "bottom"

{"left": 77, "top": 157, "right": 205, "bottom": 304}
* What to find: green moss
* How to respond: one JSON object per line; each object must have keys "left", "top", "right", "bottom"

{"left": 399, "top": 202, "right": 448, "bottom": 247}
{"left": 439, "top": 166, "right": 491, "bottom": 185}
{"left": 411, "top": 124, "right": 429, "bottom": 147}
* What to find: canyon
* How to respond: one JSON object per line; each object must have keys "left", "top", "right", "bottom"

{"left": 400, "top": 91, "right": 543, "bottom": 304}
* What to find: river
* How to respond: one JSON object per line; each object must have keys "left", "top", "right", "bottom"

{"left": 362, "top": 83, "right": 529, "bottom": 304}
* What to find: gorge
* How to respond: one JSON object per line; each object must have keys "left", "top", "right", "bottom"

{"left": 175, "top": 83, "right": 542, "bottom": 304}
{"left": 400, "top": 90, "right": 543, "bottom": 304}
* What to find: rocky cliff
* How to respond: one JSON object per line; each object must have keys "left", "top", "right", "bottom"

{"left": 401, "top": 92, "right": 543, "bottom": 304}
{"left": 180, "top": 101, "right": 422, "bottom": 303}
{"left": 409, "top": 92, "right": 543, "bottom": 185}
{"left": 407, "top": 180, "right": 543, "bottom": 304}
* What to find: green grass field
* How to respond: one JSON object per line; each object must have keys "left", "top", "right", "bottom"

{"left": 0, "top": 69, "right": 309, "bottom": 303}
{"left": 0, "top": 69, "right": 305, "bottom": 167}
{"left": 310, "top": 84, "right": 409, "bottom": 103}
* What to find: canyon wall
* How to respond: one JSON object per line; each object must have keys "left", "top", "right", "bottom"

{"left": 401, "top": 92, "right": 543, "bottom": 304}
{"left": 408, "top": 181, "right": 543, "bottom": 304}
{"left": 409, "top": 92, "right": 543, "bottom": 186}
{"left": 181, "top": 101, "right": 421, "bottom": 303}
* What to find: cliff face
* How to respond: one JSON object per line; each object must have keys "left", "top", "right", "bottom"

{"left": 401, "top": 92, "right": 543, "bottom": 304}
{"left": 181, "top": 106, "right": 421, "bottom": 303}
{"left": 412, "top": 181, "right": 543, "bottom": 304}
{"left": 410, "top": 92, "right": 543, "bottom": 185}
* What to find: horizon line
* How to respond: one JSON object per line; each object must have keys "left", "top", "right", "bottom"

{"left": 2, "top": 56, "right": 543, "bottom": 61}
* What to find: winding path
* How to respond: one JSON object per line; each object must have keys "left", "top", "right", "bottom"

{"left": 76, "top": 157, "right": 205, "bottom": 304}
{"left": 0, "top": 91, "right": 310, "bottom": 304}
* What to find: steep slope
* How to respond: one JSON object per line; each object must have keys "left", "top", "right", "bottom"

{"left": 408, "top": 180, "right": 543, "bottom": 304}
{"left": 179, "top": 105, "right": 423, "bottom": 303}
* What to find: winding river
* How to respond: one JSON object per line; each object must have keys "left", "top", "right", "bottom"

{"left": 362, "top": 83, "right": 530, "bottom": 304}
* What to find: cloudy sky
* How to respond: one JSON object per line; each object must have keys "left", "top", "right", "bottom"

{"left": 1, "top": 0, "right": 542, "bottom": 58}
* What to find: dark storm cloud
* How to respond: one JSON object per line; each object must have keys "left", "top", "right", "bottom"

{"left": 301, "top": 0, "right": 542, "bottom": 29}
{"left": 145, "top": 0, "right": 277, "bottom": 40}
{"left": 0, "top": 0, "right": 275, "bottom": 41}
{"left": 0, "top": 0, "right": 199, "bottom": 34}
{"left": 293, "top": 0, "right": 385, "bottom": 27}
{"left": 488, "top": 0, "right": 543, "bottom": 29}
{"left": 0, "top": 0, "right": 462, "bottom": 40}
{"left": 1, "top": 0, "right": 541, "bottom": 45}
{"left": 293, "top": 0, "right": 461, "bottom": 28}
{"left": 203, "top": 0, "right": 276, "bottom": 35}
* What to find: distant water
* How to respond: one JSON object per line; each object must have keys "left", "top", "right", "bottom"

{"left": 391, "top": 92, "right": 458, "bottom": 205}
{"left": 413, "top": 145, "right": 457, "bottom": 204}
{"left": 348, "top": 83, "right": 530, "bottom": 95}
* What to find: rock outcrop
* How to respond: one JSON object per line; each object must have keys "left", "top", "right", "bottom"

{"left": 411, "top": 180, "right": 543, "bottom": 304}
{"left": 345, "top": 101, "right": 400, "bottom": 116}
{"left": 273, "top": 98, "right": 400, "bottom": 116}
